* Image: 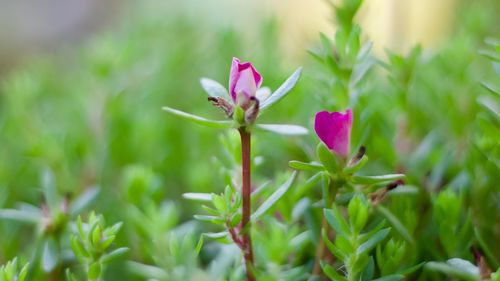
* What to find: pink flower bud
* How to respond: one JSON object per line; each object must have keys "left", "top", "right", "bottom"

{"left": 229, "top": 57, "right": 262, "bottom": 104}
{"left": 314, "top": 109, "right": 353, "bottom": 157}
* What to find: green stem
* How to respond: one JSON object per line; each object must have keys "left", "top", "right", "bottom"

{"left": 313, "top": 179, "right": 337, "bottom": 277}
{"left": 239, "top": 128, "right": 255, "bottom": 281}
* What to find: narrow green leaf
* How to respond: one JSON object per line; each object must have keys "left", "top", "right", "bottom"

{"left": 182, "top": 192, "right": 213, "bottom": 202}
{"left": 321, "top": 262, "right": 347, "bottom": 281}
{"left": 474, "top": 228, "right": 500, "bottom": 268}
{"left": 252, "top": 171, "right": 297, "bottom": 220}
{"left": 200, "top": 77, "right": 230, "bottom": 99}
{"left": 343, "top": 155, "right": 368, "bottom": 174}
{"left": 126, "top": 261, "right": 169, "bottom": 279}
{"left": 41, "top": 168, "right": 60, "bottom": 210}
{"left": 195, "top": 235, "right": 204, "bottom": 255}
{"left": 371, "top": 274, "right": 405, "bottom": 281}
{"left": 398, "top": 262, "right": 425, "bottom": 275}
{"left": 322, "top": 228, "right": 346, "bottom": 260}
{"left": 324, "top": 206, "right": 350, "bottom": 235}
{"left": 101, "top": 247, "right": 130, "bottom": 263}
{"left": 70, "top": 187, "right": 100, "bottom": 217}
{"left": 425, "top": 261, "right": 479, "bottom": 281}
{"left": 0, "top": 209, "right": 41, "bottom": 224}
{"left": 352, "top": 174, "right": 405, "bottom": 185}
{"left": 256, "top": 124, "right": 308, "bottom": 135}
{"left": 293, "top": 172, "right": 323, "bottom": 199}
{"left": 203, "top": 231, "right": 228, "bottom": 239}
{"left": 162, "top": 106, "right": 234, "bottom": 129}
{"left": 260, "top": 67, "right": 302, "bottom": 111}
{"left": 193, "top": 215, "right": 225, "bottom": 224}
{"left": 289, "top": 160, "right": 324, "bottom": 172}
{"left": 376, "top": 205, "right": 414, "bottom": 244}
{"left": 18, "top": 263, "right": 29, "bottom": 281}
{"left": 316, "top": 142, "right": 339, "bottom": 173}
{"left": 42, "top": 238, "right": 59, "bottom": 272}
{"left": 356, "top": 228, "right": 390, "bottom": 255}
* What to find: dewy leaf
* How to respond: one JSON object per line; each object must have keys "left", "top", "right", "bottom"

{"left": 351, "top": 174, "right": 405, "bottom": 185}
{"left": 256, "top": 124, "right": 308, "bottom": 135}
{"left": 260, "top": 67, "right": 302, "bottom": 111}
{"left": 162, "top": 107, "right": 234, "bottom": 129}
{"left": 252, "top": 171, "right": 297, "bottom": 220}
{"left": 356, "top": 228, "right": 391, "bottom": 255}
{"left": 182, "top": 192, "right": 213, "bottom": 202}
{"left": 200, "top": 78, "right": 231, "bottom": 99}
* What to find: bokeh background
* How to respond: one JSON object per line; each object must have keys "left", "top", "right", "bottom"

{"left": 0, "top": 0, "right": 499, "bottom": 280}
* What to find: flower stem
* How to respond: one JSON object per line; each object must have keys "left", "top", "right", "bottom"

{"left": 313, "top": 180, "right": 337, "bottom": 277}
{"left": 239, "top": 128, "right": 255, "bottom": 281}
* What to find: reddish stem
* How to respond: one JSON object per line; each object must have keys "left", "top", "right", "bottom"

{"left": 239, "top": 128, "right": 255, "bottom": 281}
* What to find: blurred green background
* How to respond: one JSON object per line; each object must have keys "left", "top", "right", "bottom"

{"left": 0, "top": 0, "right": 499, "bottom": 280}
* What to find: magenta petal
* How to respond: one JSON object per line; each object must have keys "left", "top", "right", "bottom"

{"left": 314, "top": 109, "right": 353, "bottom": 157}
{"left": 229, "top": 57, "right": 241, "bottom": 102}
{"left": 228, "top": 57, "right": 262, "bottom": 103}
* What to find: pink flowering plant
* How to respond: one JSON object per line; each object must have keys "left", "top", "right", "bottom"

{"left": 163, "top": 57, "right": 305, "bottom": 280}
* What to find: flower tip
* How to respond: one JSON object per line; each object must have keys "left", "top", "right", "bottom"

{"left": 314, "top": 108, "right": 353, "bottom": 157}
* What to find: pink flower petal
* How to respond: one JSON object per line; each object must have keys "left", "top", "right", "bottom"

{"left": 314, "top": 109, "right": 353, "bottom": 157}
{"left": 228, "top": 57, "right": 262, "bottom": 103}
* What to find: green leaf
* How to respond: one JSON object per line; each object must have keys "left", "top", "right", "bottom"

{"left": 398, "top": 262, "right": 425, "bottom": 275}
{"left": 252, "top": 171, "right": 297, "bottom": 220}
{"left": 200, "top": 77, "right": 230, "bottom": 99}
{"left": 322, "top": 228, "right": 346, "bottom": 260}
{"left": 126, "top": 261, "right": 169, "bottom": 279}
{"left": 376, "top": 205, "right": 414, "bottom": 244}
{"left": 0, "top": 209, "right": 41, "bottom": 224}
{"left": 193, "top": 215, "right": 225, "bottom": 224}
{"left": 474, "top": 228, "right": 500, "bottom": 268}
{"left": 162, "top": 106, "right": 234, "bottom": 129}
{"left": 371, "top": 275, "right": 405, "bottom": 281}
{"left": 293, "top": 172, "right": 323, "bottom": 199}
{"left": 256, "top": 124, "right": 308, "bottom": 135}
{"left": 351, "top": 174, "right": 405, "bottom": 185}
{"left": 203, "top": 231, "right": 228, "bottom": 239}
{"left": 324, "top": 206, "right": 350, "bottom": 235}
{"left": 343, "top": 154, "right": 368, "bottom": 174}
{"left": 356, "top": 228, "right": 390, "bottom": 255}
{"left": 18, "top": 263, "right": 29, "bottom": 281}
{"left": 316, "top": 143, "right": 339, "bottom": 173}
{"left": 182, "top": 192, "right": 213, "bottom": 202}
{"left": 321, "top": 262, "right": 347, "bottom": 281}
{"left": 41, "top": 168, "right": 60, "bottom": 211}
{"left": 88, "top": 262, "right": 101, "bottom": 280}
{"left": 42, "top": 238, "right": 59, "bottom": 272}
{"left": 260, "top": 67, "right": 302, "bottom": 111}
{"left": 101, "top": 247, "right": 129, "bottom": 263}
{"left": 70, "top": 187, "right": 100, "bottom": 217}
{"left": 289, "top": 160, "right": 324, "bottom": 172}
{"left": 425, "top": 261, "right": 479, "bottom": 281}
